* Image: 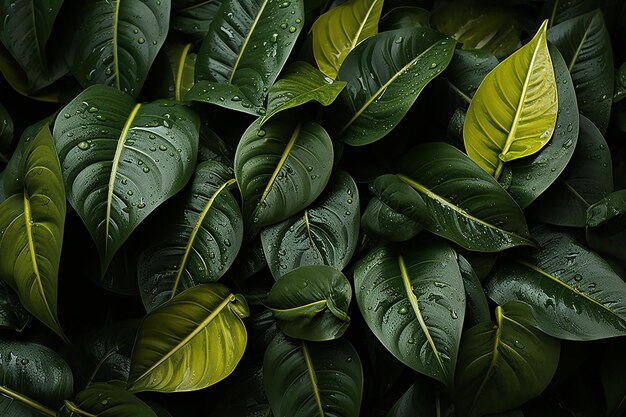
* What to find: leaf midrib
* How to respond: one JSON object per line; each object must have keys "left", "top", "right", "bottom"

{"left": 175, "top": 43, "right": 193, "bottom": 101}
{"left": 302, "top": 342, "right": 325, "bottom": 416}
{"left": 567, "top": 16, "right": 593, "bottom": 72}
{"left": 113, "top": 0, "right": 121, "bottom": 90}
{"left": 0, "top": 385, "right": 56, "bottom": 416}
{"left": 63, "top": 401, "right": 98, "bottom": 417}
{"left": 349, "top": 0, "right": 381, "bottom": 50}
{"left": 228, "top": 0, "right": 269, "bottom": 83}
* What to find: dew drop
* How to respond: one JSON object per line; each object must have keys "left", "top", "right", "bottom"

{"left": 143, "top": 167, "right": 150, "bottom": 173}
{"left": 77, "top": 141, "right": 89, "bottom": 150}
{"left": 138, "top": 37, "right": 145, "bottom": 44}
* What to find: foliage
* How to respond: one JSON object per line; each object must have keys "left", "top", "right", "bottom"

{"left": 0, "top": 0, "right": 625, "bottom": 416}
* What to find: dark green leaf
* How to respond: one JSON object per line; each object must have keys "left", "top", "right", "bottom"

{"left": 379, "top": 6, "right": 430, "bottom": 31}
{"left": 544, "top": 0, "right": 597, "bottom": 26}
{"left": 487, "top": 226, "right": 626, "bottom": 340}
{"left": 454, "top": 301, "right": 559, "bottom": 417}
{"left": 445, "top": 48, "right": 499, "bottom": 104}
{"left": 266, "top": 265, "right": 351, "bottom": 341}
{"left": 0, "top": 101, "right": 13, "bottom": 151}
{"left": 548, "top": 9, "right": 614, "bottom": 134}
{"left": 458, "top": 254, "right": 491, "bottom": 325}
{"left": 586, "top": 190, "right": 626, "bottom": 263}
{"left": 59, "top": 382, "right": 157, "bottom": 417}
{"left": 65, "top": 0, "right": 170, "bottom": 97}
{"left": 188, "top": 0, "right": 304, "bottom": 114}
{"left": 171, "top": 0, "right": 222, "bottom": 38}
{"left": 53, "top": 84, "right": 199, "bottom": 273}
{"left": 261, "top": 170, "right": 359, "bottom": 279}
{"left": 354, "top": 238, "right": 465, "bottom": 388}
{"left": 0, "top": 280, "right": 30, "bottom": 332}
{"left": 164, "top": 42, "right": 196, "bottom": 101}
{"left": 264, "top": 333, "right": 363, "bottom": 417}
{"left": 138, "top": 160, "right": 243, "bottom": 311}
{"left": 234, "top": 116, "right": 333, "bottom": 229}
{"left": 335, "top": 28, "right": 455, "bottom": 146}
{"left": 361, "top": 174, "right": 426, "bottom": 242}
{"left": 396, "top": 142, "right": 535, "bottom": 251}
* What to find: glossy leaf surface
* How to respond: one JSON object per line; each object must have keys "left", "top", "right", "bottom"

{"left": 60, "top": 382, "right": 157, "bottom": 417}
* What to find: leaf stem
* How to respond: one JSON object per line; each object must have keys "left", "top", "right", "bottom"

{"left": 0, "top": 385, "right": 57, "bottom": 416}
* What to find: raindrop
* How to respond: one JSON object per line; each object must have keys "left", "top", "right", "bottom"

{"left": 159, "top": 145, "right": 167, "bottom": 151}
{"left": 398, "top": 306, "right": 409, "bottom": 315}
{"left": 137, "top": 202, "right": 146, "bottom": 209}
{"left": 143, "top": 167, "right": 150, "bottom": 173}
{"left": 270, "top": 33, "right": 278, "bottom": 43}
{"left": 573, "top": 274, "right": 583, "bottom": 282}
{"left": 138, "top": 37, "right": 145, "bottom": 44}
{"left": 78, "top": 141, "right": 90, "bottom": 150}
{"left": 288, "top": 25, "right": 296, "bottom": 33}
{"left": 513, "top": 339, "right": 525, "bottom": 349}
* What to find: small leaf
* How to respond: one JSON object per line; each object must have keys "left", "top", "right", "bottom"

{"left": 261, "top": 170, "right": 359, "bottom": 279}
{"left": 264, "top": 333, "right": 363, "bottom": 417}
{"left": 65, "top": 0, "right": 170, "bottom": 97}
{"left": 354, "top": 238, "right": 465, "bottom": 388}
{"left": 487, "top": 226, "right": 626, "bottom": 340}
{"left": 548, "top": 9, "right": 614, "bottom": 134}
{"left": 128, "top": 284, "right": 249, "bottom": 393}
{"left": 262, "top": 61, "right": 347, "bottom": 125}
{"left": 454, "top": 301, "right": 559, "bottom": 417}
{"left": 0, "top": 124, "right": 67, "bottom": 340}
{"left": 396, "top": 142, "right": 535, "bottom": 251}
{"left": 234, "top": 116, "right": 333, "bottom": 229}
{"left": 335, "top": 28, "right": 456, "bottom": 146}
{"left": 311, "top": 0, "right": 384, "bottom": 79}
{"left": 53, "top": 84, "right": 199, "bottom": 273}
{"left": 463, "top": 20, "right": 558, "bottom": 179}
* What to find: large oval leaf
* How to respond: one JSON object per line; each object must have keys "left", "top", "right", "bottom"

{"left": 65, "top": 0, "right": 170, "bottom": 96}
{"left": 60, "top": 382, "right": 157, "bottom": 417}
{"left": 128, "top": 283, "right": 249, "bottom": 393}
{"left": 311, "top": 0, "right": 383, "bottom": 79}
{"left": 137, "top": 160, "right": 243, "bottom": 311}
{"left": 335, "top": 28, "right": 455, "bottom": 146}
{"left": 486, "top": 226, "right": 626, "bottom": 340}
{"left": 234, "top": 116, "right": 333, "bottom": 229}
{"left": 53, "top": 84, "right": 199, "bottom": 273}
{"left": 431, "top": 0, "right": 521, "bottom": 58}
{"left": 454, "top": 301, "right": 559, "bottom": 417}
{"left": 260, "top": 170, "right": 359, "bottom": 279}
{"left": 0, "top": 0, "right": 65, "bottom": 91}
{"left": 463, "top": 20, "right": 558, "bottom": 179}
{"left": 0, "top": 339, "right": 73, "bottom": 410}
{"left": 0, "top": 124, "right": 66, "bottom": 340}
{"left": 396, "top": 142, "right": 535, "bottom": 251}
{"left": 548, "top": 9, "right": 614, "bottom": 134}
{"left": 531, "top": 115, "right": 613, "bottom": 227}
{"left": 444, "top": 48, "right": 499, "bottom": 105}
{"left": 354, "top": 238, "right": 465, "bottom": 388}
{"left": 262, "top": 61, "right": 347, "bottom": 125}
{"left": 264, "top": 333, "right": 363, "bottom": 417}
{"left": 386, "top": 378, "right": 446, "bottom": 417}
{"left": 266, "top": 265, "right": 351, "bottom": 341}
{"left": 504, "top": 43, "right": 578, "bottom": 208}
{"left": 188, "top": 0, "right": 304, "bottom": 114}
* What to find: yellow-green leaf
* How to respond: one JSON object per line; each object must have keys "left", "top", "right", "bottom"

{"left": 463, "top": 20, "right": 558, "bottom": 179}
{"left": 128, "top": 284, "right": 249, "bottom": 393}
{"left": 311, "top": 0, "right": 384, "bottom": 79}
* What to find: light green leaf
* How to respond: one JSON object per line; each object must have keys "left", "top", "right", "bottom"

{"left": 0, "top": 124, "right": 66, "bottom": 340}
{"left": 311, "top": 0, "right": 384, "bottom": 79}
{"left": 164, "top": 42, "right": 197, "bottom": 101}
{"left": 53, "top": 84, "right": 199, "bottom": 273}
{"left": 336, "top": 28, "right": 455, "bottom": 146}
{"left": 234, "top": 116, "right": 333, "bottom": 229}
{"left": 464, "top": 20, "right": 558, "bottom": 179}
{"left": 262, "top": 62, "right": 347, "bottom": 125}
{"left": 128, "top": 284, "right": 249, "bottom": 393}
{"left": 454, "top": 301, "right": 559, "bottom": 417}
{"left": 354, "top": 238, "right": 465, "bottom": 388}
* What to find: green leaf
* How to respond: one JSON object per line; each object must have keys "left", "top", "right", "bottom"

{"left": 60, "top": 382, "right": 157, "bottom": 417}
{"left": 188, "top": 0, "right": 304, "bottom": 114}
{"left": 234, "top": 116, "right": 333, "bottom": 229}
{"left": 260, "top": 170, "right": 359, "bottom": 279}
{"left": 544, "top": 0, "right": 597, "bottom": 26}
{"left": 311, "top": 0, "right": 384, "bottom": 79}
{"left": 0, "top": 124, "right": 67, "bottom": 341}
{"left": 454, "top": 301, "right": 559, "bottom": 417}
{"left": 615, "top": 62, "right": 626, "bottom": 102}
{"left": 379, "top": 6, "right": 430, "bottom": 31}
{"left": 431, "top": 0, "right": 522, "bottom": 58}
{"left": 548, "top": 9, "right": 614, "bottom": 134}
{"left": 354, "top": 238, "right": 465, "bottom": 388}
{"left": 504, "top": 43, "right": 579, "bottom": 208}
{"left": 208, "top": 366, "right": 272, "bottom": 417}
{"left": 463, "top": 20, "right": 558, "bottom": 179}
{"left": 0, "top": 0, "right": 65, "bottom": 91}
{"left": 531, "top": 115, "right": 613, "bottom": 227}
{"left": 53, "top": 84, "right": 200, "bottom": 273}
{"left": 445, "top": 48, "right": 499, "bottom": 104}
{"left": 486, "top": 226, "right": 626, "bottom": 340}
{"left": 586, "top": 190, "right": 626, "bottom": 263}
{"left": 266, "top": 265, "right": 351, "bottom": 341}
{"left": 164, "top": 42, "right": 197, "bottom": 101}
{"left": 0, "top": 339, "right": 73, "bottom": 409}
{"left": 65, "top": 0, "right": 170, "bottom": 97}
{"left": 262, "top": 62, "right": 347, "bottom": 125}
{"left": 137, "top": 160, "right": 243, "bottom": 311}
{"left": 0, "top": 101, "right": 13, "bottom": 151}
{"left": 171, "top": 0, "right": 222, "bottom": 38}
{"left": 335, "top": 28, "right": 456, "bottom": 146}
{"left": 458, "top": 254, "right": 491, "bottom": 325}
{"left": 396, "top": 142, "right": 535, "bottom": 251}
{"left": 0, "top": 280, "right": 30, "bottom": 332}
{"left": 361, "top": 174, "right": 426, "bottom": 242}
{"left": 264, "top": 333, "right": 363, "bottom": 417}
{"left": 128, "top": 284, "right": 249, "bottom": 393}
